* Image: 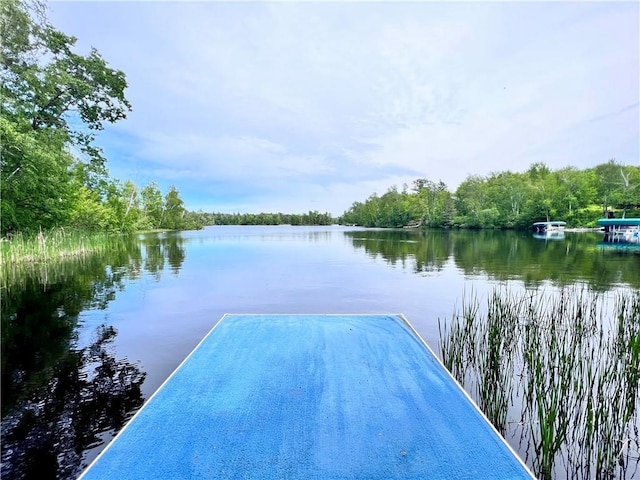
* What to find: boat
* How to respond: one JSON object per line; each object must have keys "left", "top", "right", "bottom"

{"left": 403, "top": 220, "right": 423, "bottom": 229}
{"left": 532, "top": 221, "right": 566, "bottom": 234}
{"left": 597, "top": 218, "right": 640, "bottom": 244}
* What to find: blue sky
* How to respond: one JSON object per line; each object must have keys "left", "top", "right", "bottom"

{"left": 49, "top": 1, "right": 639, "bottom": 216}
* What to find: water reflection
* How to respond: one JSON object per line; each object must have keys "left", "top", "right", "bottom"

{"left": 598, "top": 241, "right": 640, "bottom": 253}
{"left": 132, "top": 232, "right": 187, "bottom": 278}
{"left": 347, "top": 229, "right": 452, "bottom": 273}
{"left": 1, "top": 233, "right": 187, "bottom": 479}
{"left": 1, "top": 325, "right": 145, "bottom": 480}
{"left": 532, "top": 232, "right": 565, "bottom": 241}
{"left": 345, "top": 229, "right": 640, "bottom": 290}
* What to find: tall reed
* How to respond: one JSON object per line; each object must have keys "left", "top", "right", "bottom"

{"left": 439, "top": 286, "right": 640, "bottom": 480}
{"left": 0, "top": 229, "right": 131, "bottom": 292}
{"left": 1, "top": 229, "right": 117, "bottom": 264}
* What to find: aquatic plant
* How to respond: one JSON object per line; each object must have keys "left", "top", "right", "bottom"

{"left": 1, "top": 228, "right": 121, "bottom": 263}
{"left": 439, "top": 286, "right": 640, "bottom": 479}
{"left": 0, "top": 229, "right": 138, "bottom": 294}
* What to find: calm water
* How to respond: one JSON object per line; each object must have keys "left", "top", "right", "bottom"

{"left": 2, "top": 226, "right": 639, "bottom": 479}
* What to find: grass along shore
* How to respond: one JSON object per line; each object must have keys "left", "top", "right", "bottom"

{"left": 0, "top": 228, "right": 141, "bottom": 294}
{"left": 0, "top": 227, "right": 181, "bottom": 266}
{"left": 0, "top": 229, "right": 123, "bottom": 265}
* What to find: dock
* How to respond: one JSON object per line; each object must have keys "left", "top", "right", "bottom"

{"left": 598, "top": 218, "right": 640, "bottom": 244}
{"left": 79, "top": 314, "right": 534, "bottom": 479}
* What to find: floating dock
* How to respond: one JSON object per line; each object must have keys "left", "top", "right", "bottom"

{"left": 79, "top": 314, "right": 534, "bottom": 479}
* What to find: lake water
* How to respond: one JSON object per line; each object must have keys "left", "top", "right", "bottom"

{"left": 2, "top": 226, "right": 639, "bottom": 479}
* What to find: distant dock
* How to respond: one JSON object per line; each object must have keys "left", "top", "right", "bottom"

{"left": 79, "top": 314, "right": 534, "bottom": 479}
{"left": 598, "top": 218, "right": 640, "bottom": 244}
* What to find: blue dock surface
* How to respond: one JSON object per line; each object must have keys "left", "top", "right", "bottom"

{"left": 79, "top": 314, "right": 534, "bottom": 479}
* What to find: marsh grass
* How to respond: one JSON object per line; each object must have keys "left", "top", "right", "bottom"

{"left": 1, "top": 229, "right": 117, "bottom": 263}
{"left": 439, "top": 287, "right": 640, "bottom": 480}
{"left": 0, "top": 229, "right": 131, "bottom": 291}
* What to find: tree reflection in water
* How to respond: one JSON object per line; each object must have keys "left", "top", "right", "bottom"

{"left": 345, "top": 229, "right": 640, "bottom": 290}
{"left": 1, "top": 324, "right": 145, "bottom": 479}
{"left": 1, "top": 233, "right": 187, "bottom": 479}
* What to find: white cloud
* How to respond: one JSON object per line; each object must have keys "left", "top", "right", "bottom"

{"left": 48, "top": 1, "right": 639, "bottom": 215}
{"left": 134, "top": 131, "right": 333, "bottom": 185}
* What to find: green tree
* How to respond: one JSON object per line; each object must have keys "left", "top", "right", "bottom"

{"left": 66, "top": 164, "right": 122, "bottom": 232}
{"left": 0, "top": 0, "right": 131, "bottom": 235}
{"left": 140, "top": 182, "right": 163, "bottom": 229}
{"left": 592, "top": 159, "right": 624, "bottom": 215}
{"left": 68, "top": 185, "right": 111, "bottom": 231}
{"left": 1, "top": 0, "right": 130, "bottom": 160}
{"left": 480, "top": 172, "right": 531, "bottom": 227}
{"left": 454, "top": 176, "right": 491, "bottom": 227}
{"left": 160, "top": 185, "right": 185, "bottom": 230}
{"left": 592, "top": 161, "right": 640, "bottom": 217}
{"left": 104, "top": 180, "right": 140, "bottom": 233}
{"left": 554, "top": 167, "right": 597, "bottom": 222}
{"left": 0, "top": 117, "right": 74, "bottom": 232}
{"left": 523, "top": 163, "right": 557, "bottom": 222}
{"left": 412, "top": 179, "right": 453, "bottom": 227}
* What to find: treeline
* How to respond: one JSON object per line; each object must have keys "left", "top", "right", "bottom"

{"left": 67, "top": 180, "right": 203, "bottom": 233}
{"left": 186, "top": 210, "right": 335, "bottom": 226}
{"left": 341, "top": 161, "right": 640, "bottom": 229}
{"left": 0, "top": 0, "right": 198, "bottom": 236}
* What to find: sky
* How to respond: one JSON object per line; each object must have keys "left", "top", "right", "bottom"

{"left": 48, "top": 1, "right": 639, "bottom": 216}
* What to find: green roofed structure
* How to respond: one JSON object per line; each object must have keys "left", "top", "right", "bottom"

{"left": 597, "top": 218, "right": 640, "bottom": 229}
